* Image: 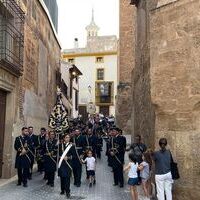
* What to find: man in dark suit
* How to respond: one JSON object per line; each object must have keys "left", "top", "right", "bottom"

{"left": 35, "top": 127, "right": 46, "bottom": 173}
{"left": 43, "top": 131, "right": 57, "bottom": 187}
{"left": 14, "top": 127, "right": 33, "bottom": 187}
{"left": 28, "top": 126, "right": 37, "bottom": 179}
{"left": 84, "top": 128, "right": 97, "bottom": 157}
{"left": 109, "top": 127, "right": 125, "bottom": 188}
{"left": 118, "top": 128, "right": 127, "bottom": 163}
{"left": 71, "top": 129, "right": 84, "bottom": 187}
{"left": 58, "top": 134, "right": 75, "bottom": 198}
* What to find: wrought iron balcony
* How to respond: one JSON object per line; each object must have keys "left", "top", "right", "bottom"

{"left": 95, "top": 81, "right": 114, "bottom": 106}
{"left": 0, "top": 0, "right": 25, "bottom": 77}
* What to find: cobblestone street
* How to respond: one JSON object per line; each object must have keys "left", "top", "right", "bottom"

{"left": 0, "top": 144, "right": 132, "bottom": 200}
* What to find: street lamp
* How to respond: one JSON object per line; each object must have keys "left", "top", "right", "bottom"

{"left": 88, "top": 85, "right": 91, "bottom": 92}
{"left": 72, "top": 71, "right": 77, "bottom": 76}
{"left": 88, "top": 85, "right": 92, "bottom": 102}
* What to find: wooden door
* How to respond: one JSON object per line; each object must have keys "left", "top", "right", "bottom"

{"left": 78, "top": 105, "right": 87, "bottom": 123}
{"left": 0, "top": 90, "right": 6, "bottom": 178}
{"left": 99, "top": 106, "right": 109, "bottom": 116}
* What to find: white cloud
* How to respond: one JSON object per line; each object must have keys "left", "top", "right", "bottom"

{"left": 57, "top": 0, "right": 119, "bottom": 49}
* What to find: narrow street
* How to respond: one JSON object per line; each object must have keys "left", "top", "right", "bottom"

{"left": 0, "top": 143, "right": 131, "bottom": 200}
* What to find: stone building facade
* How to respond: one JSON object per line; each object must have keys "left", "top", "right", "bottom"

{"left": 62, "top": 12, "right": 118, "bottom": 118}
{"left": 115, "top": 0, "right": 136, "bottom": 135}
{"left": 0, "top": 0, "right": 61, "bottom": 178}
{"left": 119, "top": 0, "right": 200, "bottom": 199}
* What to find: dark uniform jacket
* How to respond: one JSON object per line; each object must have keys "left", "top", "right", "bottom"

{"left": 35, "top": 134, "right": 46, "bottom": 161}
{"left": 71, "top": 135, "right": 84, "bottom": 166}
{"left": 14, "top": 135, "right": 33, "bottom": 169}
{"left": 109, "top": 135, "right": 125, "bottom": 168}
{"left": 72, "top": 135, "right": 85, "bottom": 156}
{"left": 58, "top": 142, "right": 75, "bottom": 177}
{"left": 43, "top": 139, "right": 57, "bottom": 172}
{"left": 84, "top": 135, "right": 97, "bottom": 154}
{"left": 96, "top": 136, "right": 103, "bottom": 151}
{"left": 29, "top": 133, "right": 37, "bottom": 161}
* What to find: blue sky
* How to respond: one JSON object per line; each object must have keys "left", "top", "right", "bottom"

{"left": 57, "top": 0, "right": 119, "bottom": 49}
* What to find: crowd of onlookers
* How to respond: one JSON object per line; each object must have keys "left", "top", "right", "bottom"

{"left": 124, "top": 135, "right": 176, "bottom": 200}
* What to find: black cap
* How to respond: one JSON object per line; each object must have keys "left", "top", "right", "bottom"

{"left": 110, "top": 126, "right": 119, "bottom": 131}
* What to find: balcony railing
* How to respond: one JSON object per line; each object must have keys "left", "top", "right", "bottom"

{"left": 95, "top": 81, "right": 114, "bottom": 106}
{"left": 0, "top": 0, "right": 25, "bottom": 77}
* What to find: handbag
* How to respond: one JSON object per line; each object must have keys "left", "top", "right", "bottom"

{"left": 170, "top": 151, "right": 180, "bottom": 180}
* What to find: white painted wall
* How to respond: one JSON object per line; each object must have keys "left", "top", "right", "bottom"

{"left": 68, "top": 54, "right": 118, "bottom": 116}
{"left": 72, "top": 77, "right": 79, "bottom": 118}
{"left": 61, "top": 61, "right": 70, "bottom": 88}
{"left": 61, "top": 61, "right": 80, "bottom": 118}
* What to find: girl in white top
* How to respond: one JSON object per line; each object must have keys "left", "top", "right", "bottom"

{"left": 82, "top": 150, "right": 96, "bottom": 187}
{"left": 124, "top": 153, "right": 139, "bottom": 200}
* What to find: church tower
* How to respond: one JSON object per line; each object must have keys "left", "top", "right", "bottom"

{"left": 85, "top": 9, "right": 99, "bottom": 38}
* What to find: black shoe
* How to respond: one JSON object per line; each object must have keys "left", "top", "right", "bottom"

{"left": 66, "top": 193, "right": 70, "bottom": 198}
{"left": 113, "top": 183, "right": 118, "bottom": 186}
{"left": 23, "top": 184, "right": 28, "bottom": 187}
{"left": 50, "top": 183, "right": 54, "bottom": 187}
{"left": 17, "top": 183, "right": 21, "bottom": 186}
{"left": 60, "top": 191, "right": 64, "bottom": 195}
{"left": 93, "top": 179, "right": 96, "bottom": 185}
{"left": 76, "top": 184, "right": 81, "bottom": 187}
{"left": 119, "top": 184, "right": 124, "bottom": 188}
{"left": 28, "top": 177, "right": 32, "bottom": 180}
{"left": 89, "top": 183, "right": 92, "bottom": 188}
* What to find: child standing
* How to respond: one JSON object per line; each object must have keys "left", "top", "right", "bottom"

{"left": 124, "top": 153, "right": 138, "bottom": 200}
{"left": 138, "top": 152, "right": 152, "bottom": 199}
{"left": 82, "top": 150, "right": 96, "bottom": 187}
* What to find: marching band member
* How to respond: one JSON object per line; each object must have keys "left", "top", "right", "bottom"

{"left": 43, "top": 130, "right": 57, "bottom": 187}
{"left": 58, "top": 134, "right": 75, "bottom": 198}
{"left": 14, "top": 127, "right": 33, "bottom": 187}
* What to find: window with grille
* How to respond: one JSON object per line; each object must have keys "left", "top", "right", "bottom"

{"left": 61, "top": 79, "right": 68, "bottom": 99}
{"left": 97, "top": 68, "right": 104, "bottom": 80}
{"left": 96, "top": 56, "right": 104, "bottom": 63}
{"left": 68, "top": 58, "right": 75, "bottom": 64}
{"left": 95, "top": 81, "right": 114, "bottom": 105}
{"left": 0, "top": 0, "right": 25, "bottom": 77}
